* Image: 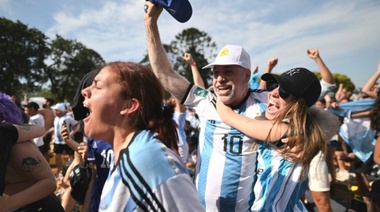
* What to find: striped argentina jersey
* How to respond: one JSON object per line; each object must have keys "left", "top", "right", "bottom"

{"left": 182, "top": 85, "right": 268, "bottom": 211}
{"left": 53, "top": 114, "right": 78, "bottom": 144}
{"left": 251, "top": 142, "right": 308, "bottom": 212}
{"left": 99, "top": 130, "right": 203, "bottom": 212}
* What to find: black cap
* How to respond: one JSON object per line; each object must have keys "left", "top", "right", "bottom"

{"left": 25, "top": 101, "right": 40, "bottom": 110}
{"left": 261, "top": 67, "right": 321, "bottom": 107}
{"left": 72, "top": 69, "right": 100, "bottom": 121}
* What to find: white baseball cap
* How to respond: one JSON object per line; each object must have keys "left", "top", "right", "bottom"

{"left": 202, "top": 45, "right": 251, "bottom": 70}
{"left": 52, "top": 103, "right": 67, "bottom": 112}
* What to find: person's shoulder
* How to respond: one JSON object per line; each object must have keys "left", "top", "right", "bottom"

{"left": 94, "top": 140, "right": 113, "bottom": 151}
{"left": 0, "top": 124, "right": 18, "bottom": 144}
{"left": 12, "top": 140, "right": 39, "bottom": 152}
{"left": 38, "top": 108, "right": 53, "bottom": 115}
{"left": 248, "top": 89, "right": 268, "bottom": 102}
{"left": 128, "top": 131, "right": 177, "bottom": 160}
{"left": 64, "top": 113, "right": 77, "bottom": 121}
{"left": 31, "top": 113, "right": 43, "bottom": 120}
{"left": 250, "top": 88, "right": 267, "bottom": 94}
{"left": 0, "top": 124, "right": 17, "bottom": 132}
{"left": 130, "top": 130, "right": 159, "bottom": 148}
{"left": 320, "top": 78, "right": 336, "bottom": 87}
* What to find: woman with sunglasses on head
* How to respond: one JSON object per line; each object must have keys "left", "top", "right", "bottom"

{"left": 216, "top": 67, "right": 339, "bottom": 211}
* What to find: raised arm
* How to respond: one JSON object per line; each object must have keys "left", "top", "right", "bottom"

{"left": 259, "top": 57, "right": 278, "bottom": 90}
{"left": 144, "top": 2, "right": 190, "bottom": 101}
{"left": 183, "top": 53, "right": 205, "bottom": 88}
{"left": 60, "top": 123, "right": 80, "bottom": 153}
{"left": 362, "top": 61, "right": 380, "bottom": 98}
{"left": 14, "top": 124, "right": 46, "bottom": 142}
{"left": 335, "top": 83, "right": 345, "bottom": 102}
{"left": 307, "top": 48, "right": 334, "bottom": 84}
{"left": 216, "top": 98, "right": 287, "bottom": 141}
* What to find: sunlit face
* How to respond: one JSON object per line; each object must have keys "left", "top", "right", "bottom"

{"left": 56, "top": 171, "right": 65, "bottom": 187}
{"left": 81, "top": 67, "right": 126, "bottom": 143}
{"left": 53, "top": 109, "right": 64, "bottom": 117}
{"left": 25, "top": 106, "right": 38, "bottom": 117}
{"left": 212, "top": 65, "right": 250, "bottom": 106}
{"left": 265, "top": 86, "right": 295, "bottom": 120}
{"left": 24, "top": 107, "right": 31, "bottom": 117}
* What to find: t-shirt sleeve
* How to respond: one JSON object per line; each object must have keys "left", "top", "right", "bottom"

{"left": 0, "top": 124, "right": 18, "bottom": 194}
{"left": 0, "top": 124, "right": 18, "bottom": 145}
{"left": 308, "top": 151, "right": 330, "bottom": 191}
{"left": 320, "top": 79, "right": 336, "bottom": 98}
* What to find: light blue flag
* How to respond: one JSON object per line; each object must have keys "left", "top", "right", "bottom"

{"left": 329, "top": 99, "right": 376, "bottom": 162}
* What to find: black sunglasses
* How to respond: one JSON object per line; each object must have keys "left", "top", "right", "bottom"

{"left": 266, "top": 82, "right": 291, "bottom": 99}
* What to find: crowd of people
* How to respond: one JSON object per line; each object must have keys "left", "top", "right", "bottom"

{"left": 1, "top": 1, "right": 380, "bottom": 212}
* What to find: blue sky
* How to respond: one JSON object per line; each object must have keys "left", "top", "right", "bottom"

{"left": 1, "top": 0, "right": 379, "bottom": 88}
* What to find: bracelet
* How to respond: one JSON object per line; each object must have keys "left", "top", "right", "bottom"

{"left": 190, "top": 62, "right": 196, "bottom": 67}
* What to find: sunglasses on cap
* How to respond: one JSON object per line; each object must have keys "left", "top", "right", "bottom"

{"left": 266, "top": 82, "right": 291, "bottom": 99}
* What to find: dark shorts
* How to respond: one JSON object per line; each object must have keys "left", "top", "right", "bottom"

{"left": 43, "top": 131, "right": 53, "bottom": 148}
{"left": 40, "top": 132, "right": 53, "bottom": 155}
{"left": 14, "top": 194, "right": 64, "bottom": 212}
{"left": 53, "top": 144, "right": 74, "bottom": 155}
{"left": 38, "top": 145, "right": 49, "bottom": 154}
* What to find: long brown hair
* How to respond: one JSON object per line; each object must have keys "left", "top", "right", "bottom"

{"left": 268, "top": 97, "right": 326, "bottom": 178}
{"left": 107, "top": 61, "right": 179, "bottom": 153}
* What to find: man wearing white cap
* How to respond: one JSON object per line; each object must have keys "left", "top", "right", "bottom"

{"left": 51, "top": 103, "right": 79, "bottom": 175}
{"left": 144, "top": 3, "right": 267, "bottom": 211}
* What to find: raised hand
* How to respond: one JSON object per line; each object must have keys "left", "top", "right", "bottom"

{"left": 182, "top": 53, "right": 195, "bottom": 65}
{"left": 60, "top": 122, "right": 70, "bottom": 142}
{"left": 307, "top": 48, "right": 320, "bottom": 60}
{"left": 267, "top": 57, "right": 278, "bottom": 72}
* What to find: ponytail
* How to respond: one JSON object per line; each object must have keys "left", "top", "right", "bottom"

{"left": 148, "top": 100, "right": 179, "bottom": 154}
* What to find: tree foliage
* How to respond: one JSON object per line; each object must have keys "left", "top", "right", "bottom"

{"left": 0, "top": 18, "right": 105, "bottom": 103}
{"left": 314, "top": 72, "right": 355, "bottom": 92}
{"left": 45, "top": 35, "right": 105, "bottom": 102}
{"left": 2, "top": 17, "right": 359, "bottom": 104}
{"left": 141, "top": 28, "right": 218, "bottom": 88}
{"left": 333, "top": 73, "right": 355, "bottom": 91}
{"left": 170, "top": 28, "right": 218, "bottom": 88}
{"left": 0, "top": 17, "right": 49, "bottom": 96}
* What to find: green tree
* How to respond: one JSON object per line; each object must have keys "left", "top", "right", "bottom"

{"left": 0, "top": 17, "right": 49, "bottom": 96}
{"left": 171, "top": 28, "right": 217, "bottom": 88}
{"left": 141, "top": 28, "right": 218, "bottom": 88}
{"left": 45, "top": 35, "right": 105, "bottom": 102}
{"left": 333, "top": 73, "right": 355, "bottom": 92}
{"left": 314, "top": 72, "right": 355, "bottom": 92}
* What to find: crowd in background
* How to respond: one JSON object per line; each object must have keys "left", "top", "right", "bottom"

{"left": 1, "top": 2, "right": 380, "bottom": 212}
{"left": 2, "top": 44, "right": 380, "bottom": 212}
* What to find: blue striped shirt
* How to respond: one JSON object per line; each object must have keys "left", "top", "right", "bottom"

{"left": 183, "top": 85, "right": 267, "bottom": 211}
{"left": 99, "top": 130, "right": 203, "bottom": 212}
{"left": 251, "top": 142, "right": 308, "bottom": 211}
